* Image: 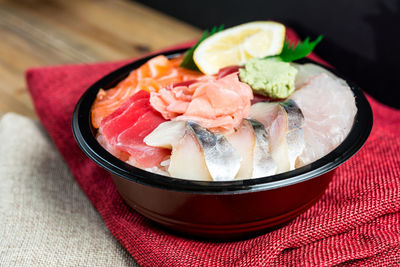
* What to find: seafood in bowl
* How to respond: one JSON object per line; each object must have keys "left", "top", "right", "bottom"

{"left": 90, "top": 22, "right": 356, "bottom": 181}
{"left": 72, "top": 22, "right": 372, "bottom": 239}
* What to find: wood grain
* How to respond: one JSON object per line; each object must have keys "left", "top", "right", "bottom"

{"left": 0, "top": 0, "right": 201, "bottom": 118}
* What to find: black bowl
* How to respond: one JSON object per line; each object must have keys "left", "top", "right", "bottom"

{"left": 72, "top": 48, "right": 373, "bottom": 239}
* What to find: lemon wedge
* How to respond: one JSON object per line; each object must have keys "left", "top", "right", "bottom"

{"left": 193, "top": 21, "right": 286, "bottom": 75}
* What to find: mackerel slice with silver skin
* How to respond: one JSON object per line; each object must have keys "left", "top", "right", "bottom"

{"left": 246, "top": 119, "right": 277, "bottom": 178}
{"left": 279, "top": 100, "right": 305, "bottom": 169}
{"left": 187, "top": 121, "right": 241, "bottom": 181}
{"left": 225, "top": 120, "right": 255, "bottom": 179}
{"left": 279, "top": 99, "right": 304, "bottom": 132}
{"left": 250, "top": 99, "right": 305, "bottom": 173}
{"left": 268, "top": 106, "right": 290, "bottom": 173}
{"left": 144, "top": 121, "right": 212, "bottom": 181}
{"left": 168, "top": 129, "right": 213, "bottom": 181}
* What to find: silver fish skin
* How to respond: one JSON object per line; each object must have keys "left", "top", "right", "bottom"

{"left": 250, "top": 99, "right": 305, "bottom": 173}
{"left": 246, "top": 119, "right": 277, "bottom": 178}
{"left": 279, "top": 99, "right": 305, "bottom": 170}
{"left": 279, "top": 99, "right": 304, "bottom": 131}
{"left": 187, "top": 121, "right": 241, "bottom": 181}
{"left": 145, "top": 120, "right": 212, "bottom": 181}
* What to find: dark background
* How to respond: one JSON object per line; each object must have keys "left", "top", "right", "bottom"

{"left": 136, "top": 0, "right": 400, "bottom": 109}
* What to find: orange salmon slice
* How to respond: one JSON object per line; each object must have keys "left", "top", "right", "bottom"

{"left": 91, "top": 55, "right": 203, "bottom": 129}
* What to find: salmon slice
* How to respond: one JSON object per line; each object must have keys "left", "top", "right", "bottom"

{"left": 98, "top": 90, "right": 170, "bottom": 168}
{"left": 91, "top": 55, "right": 203, "bottom": 128}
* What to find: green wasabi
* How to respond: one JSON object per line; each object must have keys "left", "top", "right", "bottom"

{"left": 239, "top": 58, "right": 298, "bottom": 99}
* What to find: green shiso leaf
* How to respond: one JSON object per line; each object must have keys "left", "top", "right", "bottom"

{"left": 277, "top": 35, "right": 323, "bottom": 62}
{"left": 180, "top": 25, "right": 224, "bottom": 70}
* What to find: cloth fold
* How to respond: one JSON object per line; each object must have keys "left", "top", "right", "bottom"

{"left": 25, "top": 29, "right": 400, "bottom": 266}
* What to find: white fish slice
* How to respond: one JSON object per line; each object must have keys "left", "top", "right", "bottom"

{"left": 144, "top": 121, "right": 187, "bottom": 149}
{"left": 290, "top": 73, "right": 356, "bottom": 165}
{"left": 292, "top": 63, "right": 347, "bottom": 89}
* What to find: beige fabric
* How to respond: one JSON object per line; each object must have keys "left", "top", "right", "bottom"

{"left": 0, "top": 113, "right": 137, "bottom": 266}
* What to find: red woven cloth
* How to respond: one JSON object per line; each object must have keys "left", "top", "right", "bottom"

{"left": 26, "top": 29, "right": 400, "bottom": 266}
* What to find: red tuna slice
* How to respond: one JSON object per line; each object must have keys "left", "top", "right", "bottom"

{"left": 218, "top": 65, "right": 242, "bottom": 79}
{"left": 115, "top": 109, "right": 170, "bottom": 168}
{"left": 98, "top": 90, "right": 169, "bottom": 168}
{"left": 100, "top": 90, "right": 151, "bottom": 144}
{"left": 251, "top": 94, "right": 285, "bottom": 105}
{"left": 172, "top": 79, "right": 198, "bottom": 88}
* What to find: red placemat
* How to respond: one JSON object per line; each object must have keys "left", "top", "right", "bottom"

{"left": 26, "top": 28, "right": 400, "bottom": 266}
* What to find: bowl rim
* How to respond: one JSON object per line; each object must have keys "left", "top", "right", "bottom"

{"left": 72, "top": 48, "right": 373, "bottom": 194}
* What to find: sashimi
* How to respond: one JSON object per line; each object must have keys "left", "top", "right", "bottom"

{"left": 86, "top": 21, "right": 362, "bottom": 182}
{"left": 292, "top": 63, "right": 347, "bottom": 89}
{"left": 188, "top": 121, "right": 241, "bottom": 181}
{"left": 250, "top": 100, "right": 305, "bottom": 173}
{"left": 226, "top": 119, "right": 276, "bottom": 179}
{"left": 115, "top": 109, "right": 170, "bottom": 168}
{"left": 145, "top": 121, "right": 212, "bottom": 181}
{"left": 279, "top": 100, "right": 305, "bottom": 170}
{"left": 91, "top": 55, "right": 203, "bottom": 128}
{"left": 290, "top": 73, "right": 356, "bottom": 165}
{"left": 143, "top": 120, "right": 187, "bottom": 149}
{"left": 92, "top": 54, "right": 357, "bottom": 180}
{"left": 100, "top": 90, "right": 151, "bottom": 144}
{"left": 269, "top": 106, "right": 290, "bottom": 173}
{"left": 226, "top": 120, "right": 255, "bottom": 178}
{"left": 98, "top": 90, "right": 169, "bottom": 168}
{"left": 168, "top": 130, "right": 212, "bottom": 181}
{"left": 145, "top": 121, "right": 241, "bottom": 181}
{"left": 247, "top": 119, "right": 277, "bottom": 178}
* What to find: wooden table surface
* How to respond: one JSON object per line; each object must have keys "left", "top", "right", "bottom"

{"left": 0, "top": 0, "right": 201, "bottom": 118}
